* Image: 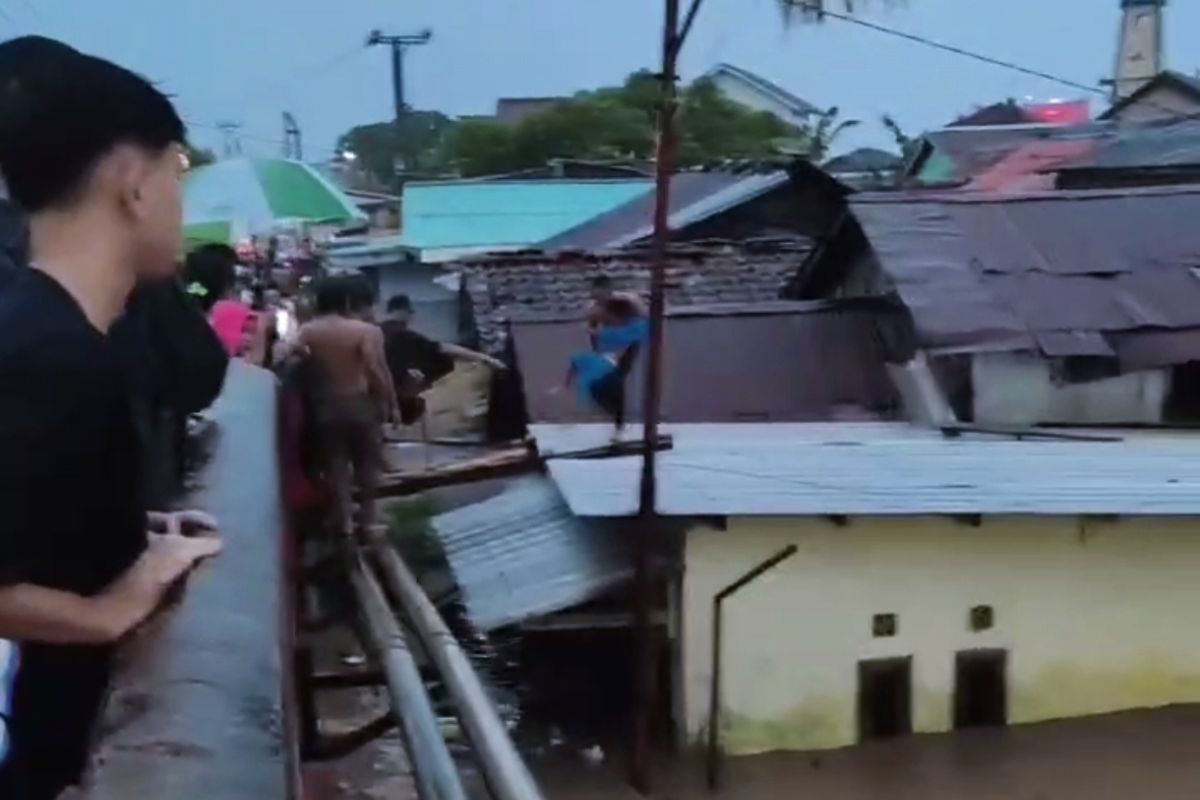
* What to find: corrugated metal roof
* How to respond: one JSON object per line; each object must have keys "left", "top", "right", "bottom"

{"left": 511, "top": 300, "right": 905, "bottom": 424}
{"left": 431, "top": 476, "right": 634, "bottom": 630}
{"left": 400, "top": 179, "right": 651, "bottom": 251}
{"left": 460, "top": 240, "right": 812, "bottom": 352}
{"left": 848, "top": 186, "right": 1200, "bottom": 358}
{"left": 1057, "top": 117, "right": 1200, "bottom": 171}
{"left": 540, "top": 171, "right": 785, "bottom": 251}
{"left": 915, "top": 123, "right": 1113, "bottom": 185}
{"left": 532, "top": 422, "right": 1200, "bottom": 518}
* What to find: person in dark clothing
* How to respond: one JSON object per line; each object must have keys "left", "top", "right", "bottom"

{"left": 0, "top": 197, "right": 25, "bottom": 288}
{"left": 0, "top": 36, "right": 221, "bottom": 799}
{"left": 379, "top": 293, "right": 505, "bottom": 425}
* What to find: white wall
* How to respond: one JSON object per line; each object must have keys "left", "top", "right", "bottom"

{"left": 682, "top": 515, "right": 1200, "bottom": 754}
{"left": 710, "top": 73, "right": 811, "bottom": 127}
{"left": 971, "top": 352, "right": 1168, "bottom": 425}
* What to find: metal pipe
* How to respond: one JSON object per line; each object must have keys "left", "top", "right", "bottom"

{"left": 706, "top": 545, "right": 798, "bottom": 790}
{"left": 373, "top": 545, "right": 547, "bottom": 800}
{"left": 348, "top": 554, "right": 468, "bottom": 800}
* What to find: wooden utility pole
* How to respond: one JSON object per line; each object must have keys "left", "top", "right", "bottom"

{"left": 630, "top": 0, "right": 707, "bottom": 791}
{"left": 366, "top": 28, "right": 433, "bottom": 121}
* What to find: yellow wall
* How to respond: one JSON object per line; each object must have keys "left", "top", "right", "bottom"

{"left": 682, "top": 516, "right": 1200, "bottom": 754}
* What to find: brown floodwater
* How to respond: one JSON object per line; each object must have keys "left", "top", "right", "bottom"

{"left": 538, "top": 705, "right": 1200, "bottom": 800}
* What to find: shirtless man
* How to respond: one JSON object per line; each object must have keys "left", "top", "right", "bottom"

{"left": 298, "top": 277, "right": 399, "bottom": 538}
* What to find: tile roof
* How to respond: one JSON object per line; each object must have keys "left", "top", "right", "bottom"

{"left": 458, "top": 239, "right": 812, "bottom": 353}
{"left": 399, "top": 179, "right": 651, "bottom": 252}
{"left": 847, "top": 186, "right": 1200, "bottom": 361}
{"left": 431, "top": 475, "right": 634, "bottom": 631}
{"left": 511, "top": 299, "right": 905, "bottom": 425}
{"left": 532, "top": 422, "right": 1200, "bottom": 517}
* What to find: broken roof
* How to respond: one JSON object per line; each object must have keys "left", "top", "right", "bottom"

{"left": 911, "top": 122, "right": 1113, "bottom": 186}
{"left": 511, "top": 300, "right": 905, "bottom": 425}
{"left": 533, "top": 422, "right": 1200, "bottom": 517}
{"left": 847, "top": 186, "right": 1200, "bottom": 361}
{"left": 459, "top": 240, "right": 812, "bottom": 353}
{"left": 431, "top": 476, "right": 634, "bottom": 631}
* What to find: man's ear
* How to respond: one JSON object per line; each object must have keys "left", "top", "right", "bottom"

{"left": 103, "top": 145, "right": 150, "bottom": 220}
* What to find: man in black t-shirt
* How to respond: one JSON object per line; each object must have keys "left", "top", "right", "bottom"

{"left": 379, "top": 293, "right": 505, "bottom": 425}
{"left": 0, "top": 37, "right": 221, "bottom": 798}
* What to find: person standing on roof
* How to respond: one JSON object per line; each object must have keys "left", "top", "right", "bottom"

{"left": 380, "top": 294, "right": 506, "bottom": 426}
{"left": 0, "top": 36, "right": 222, "bottom": 799}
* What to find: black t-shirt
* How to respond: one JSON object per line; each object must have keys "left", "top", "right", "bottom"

{"left": 0, "top": 270, "right": 147, "bottom": 795}
{"left": 380, "top": 319, "right": 453, "bottom": 390}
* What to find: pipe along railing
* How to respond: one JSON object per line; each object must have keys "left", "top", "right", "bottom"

{"left": 348, "top": 553, "right": 469, "bottom": 800}
{"left": 707, "top": 545, "right": 798, "bottom": 791}
{"left": 373, "top": 544, "right": 548, "bottom": 800}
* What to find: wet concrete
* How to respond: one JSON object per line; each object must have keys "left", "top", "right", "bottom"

{"left": 84, "top": 362, "right": 291, "bottom": 799}
{"left": 539, "top": 706, "right": 1200, "bottom": 800}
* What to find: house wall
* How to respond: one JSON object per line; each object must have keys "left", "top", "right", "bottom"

{"left": 682, "top": 515, "right": 1200, "bottom": 755}
{"left": 971, "top": 352, "right": 1169, "bottom": 425}
{"left": 1109, "top": 85, "right": 1200, "bottom": 122}
{"left": 710, "top": 73, "right": 810, "bottom": 126}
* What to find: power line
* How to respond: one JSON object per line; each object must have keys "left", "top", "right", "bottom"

{"left": 789, "top": 0, "right": 1110, "bottom": 100}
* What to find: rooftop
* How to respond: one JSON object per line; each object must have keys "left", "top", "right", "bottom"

{"left": 399, "top": 179, "right": 652, "bottom": 256}
{"left": 705, "top": 63, "right": 820, "bottom": 118}
{"left": 846, "top": 185, "right": 1200, "bottom": 365}
{"left": 532, "top": 422, "right": 1200, "bottom": 518}
{"left": 459, "top": 239, "right": 812, "bottom": 352}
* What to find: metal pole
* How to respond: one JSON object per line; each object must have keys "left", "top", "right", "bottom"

{"left": 706, "top": 545, "right": 798, "bottom": 790}
{"left": 348, "top": 555, "right": 468, "bottom": 800}
{"left": 373, "top": 545, "right": 547, "bottom": 800}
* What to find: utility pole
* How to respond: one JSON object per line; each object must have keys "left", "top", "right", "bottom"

{"left": 216, "top": 120, "right": 243, "bottom": 157}
{"left": 282, "top": 112, "right": 303, "bottom": 161}
{"left": 366, "top": 28, "right": 433, "bottom": 120}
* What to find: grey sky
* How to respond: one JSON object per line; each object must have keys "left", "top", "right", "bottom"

{"left": 7, "top": 0, "right": 1200, "bottom": 159}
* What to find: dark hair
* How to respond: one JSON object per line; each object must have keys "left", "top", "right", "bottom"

{"left": 345, "top": 273, "right": 375, "bottom": 312}
{"left": 0, "top": 36, "right": 185, "bottom": 213}
{"left": 314, "top": 277, "right": 347, "bottom": 315}
{"left": 591, "top": 274, "right": 613, "bottom": 289}
{"left": 386, "top": 294, "right": 413, "bottom": 313}
{"left": 183, "top": 243, "right": 237, "bottom": 312}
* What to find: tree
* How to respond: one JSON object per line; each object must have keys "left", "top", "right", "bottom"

{"left": 337, "top": 110, "right": 457, "bottom": 188}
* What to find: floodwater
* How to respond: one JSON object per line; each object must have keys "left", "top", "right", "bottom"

{"left": 538, "top": 706, "right": 1200, "bottom": 800}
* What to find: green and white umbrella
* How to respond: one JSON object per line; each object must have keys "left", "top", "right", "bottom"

{"left": 184, "top": 157, "right": 366, "bottom": 245}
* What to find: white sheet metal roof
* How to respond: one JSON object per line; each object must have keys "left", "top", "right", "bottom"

{"left": 432, "top": 476, "right": 634, "bottom": 630}
{"left": 531, "top": 423, "right": 1200, "bottom": 518}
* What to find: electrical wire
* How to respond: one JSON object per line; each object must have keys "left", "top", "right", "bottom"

{"left": 788, "top": 0, "right": 1110, "bottom": 100}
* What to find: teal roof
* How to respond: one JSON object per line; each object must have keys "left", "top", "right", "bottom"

{"left": 400, "top": 180, "right": 652, "bottom": 250}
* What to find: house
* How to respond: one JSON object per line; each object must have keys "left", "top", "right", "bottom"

{"left": 456, "top": 240, "right": 814, "bottom": 354}
{"left": 508, "top": 299, "right": 906, "bottom": 426}
{"left": 1054, "top": 116, "right": 1200, "bottom": 189}
{"left": 793, "top": 185, "right": 1200, "bottom": 426}
{"left": 822, "top": 148, "right": 904, "bottom": 190}
{"left": 1101, "top": 70, "right": 1200, "bottom": 123}
{"left": 495, "top": 97, "right": 566, "bottom": 125}
{"left": 703, "top": 63, "right": 820, "bottom": 126}
{"left": 325, "top": 179, "right": 651, "bottom": 339}
{"left": 529, "top": 421, "right": 1200, "bottom": 753}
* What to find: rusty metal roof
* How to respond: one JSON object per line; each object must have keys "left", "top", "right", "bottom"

{"left": 460, "top": 240, "right": 812, "bottom": 353}
{"left": 511, "top": 299, "right": 905, "bottom": 424}
{"left": 431, "top": 476, "right": 634, "bottom": 630}
{"left": 849, "top": 186, "right": 1200, "bottom": 360}
{"left": 1056, "top": 117, "right": 1200, "bottom": 172}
